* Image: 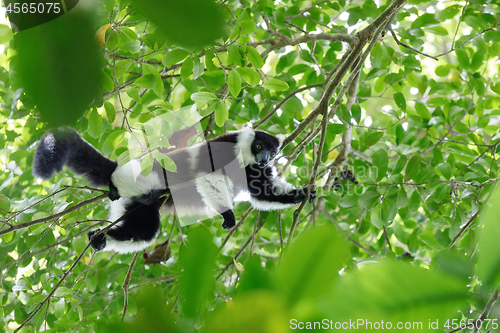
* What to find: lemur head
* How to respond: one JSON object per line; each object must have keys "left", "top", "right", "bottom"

{"left": 252, "top": 131, "right": 285, "bottom": 167}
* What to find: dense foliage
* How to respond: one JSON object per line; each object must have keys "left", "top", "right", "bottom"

{"left": 1, "top": 0, "right": 500, "bottom": 332}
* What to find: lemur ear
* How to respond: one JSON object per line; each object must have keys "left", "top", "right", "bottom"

{"left": 276, "top": 134, "right": 285, "bottom": 148}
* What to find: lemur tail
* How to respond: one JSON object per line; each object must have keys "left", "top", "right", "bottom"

{"left": 33, "top": 127, "right": 118, "bottom": 188}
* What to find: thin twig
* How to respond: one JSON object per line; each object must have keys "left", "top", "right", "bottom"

{"left": 472, "top": 290, "right": 500, "bottom": 333}
{"left": 14, "top": 242, "right": 93, "bottom": 332}
{"left": 389, "top": 28, "right": 438, "bottom": 61}
{"left": 254, "top": 83, "right": 323, "bottom": 128}
{"left": 122, "top": 252, "right": 140, "bottom": 320}
{"left": 218, "top": 207, "right": 254, "bottom": 252}
{"left": 1, "top": 194, "right": 108, "bottom": 237}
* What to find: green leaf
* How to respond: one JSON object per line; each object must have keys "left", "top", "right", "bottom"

{"left": 127, "top": 87, "right": 142, "bottom": 104}
{"left": 484, "top": 31, "right": 500, "bottom": 43}
{"left": 381, "top": 198, "right": 397, "bottom": 224}
{"left": 162, "top": 48, "right": 189, "bottom": 67}
{"left": 204, "top": 294, "right": 287, "bottom": 333}
{"left": 131, "top": 0, "right": 224, "bottom": 48}
{"left": 101, "top": 72, "right": 114, "bottom": 92}
{"left": 104, "top": 101, "right": 116, "bottom": 123}
{"left": 0, "top": 24, "right": 14, "bottom": 44}
{"left": 416, "top": 166, "right": 435, "bottom": 183}
{"left": 339, "top": 193, "right": 359, "bottom": 208}
{"left": 365, "top": 132, "right": 384, "bottom": 146}
{"left": 12, "top": 278, "right": 31, "bottom": 291}
{"left": 245, "top": 46, "right": 264, "bottom": 69}
{"left": 438, "top": 162, "right": 452, "bottom": 180}
{"left": 477, "top": 189, "right": 500, "bottom": 284}
{"left": 359, "top": 190, "right": 380, "bottom": 209}
{"left": 491, "top": 83, "right": 500, "bottom": 95}
{"left": 392, "top": 155, "right": 407, "bottom": 174}
{"left": 191, "top": 92, "right": 217, "bottom": 103}
{"left": 200, "top": 102, "right": 216, "bottom": 117}
{"left": 193, "top": 56, "right": 204, "bottom": 79}
{"left": 372, "top": 149, "right": 388, "bottom": 182}
{"left": 140, "top": 63, "right": 164, "bottom": 96}
{"left": 215, "top": 101, "right": 228, "bottom": 127}
{"left": 262, "top": 78, "right": 289, "bottom": 91}
{"left": 53, "top": 299, "right": 66, "bottom": 318}
{"left": 438, "top": 5, "right": 460, "bottom": 20}
{"left": 240, "top": 19, "right": 258, "bottom": 35}
{"left": 152, "top": 151, "right": 177, "bottom": 172}
{"left": 455, "top": 48, "right": 469, "bottom": 69}
{"left": 409, "top": 190, "right": 420, "bottom": 212}
{"left": 326, "top": 261, "right": 467, "bottom": 325}
{"left": 351, "top": 104, "right": 361, "bottom": 124}
{"left": 276, "top": 224, "right": 348, "bottom": 303}
{"left": 435, "top": 64, "right": 452, "bottom": 77}
{"left": 205, "top": 49, "right": 217, "bottom": 71}
{"left": 288, "top": 64, "right": 311, "bottom": 75}
{"left": 102, "top": 130, "right": 124, "bottom": 155}
{"left": 237, "top": 255, "right": 273, "bottom": 293}
{"left": 236, "top": 67, "right": 260, "bottom": 86}
{"left": 469, "top": 51, "right": 484, "bottom": 72}
{"left": 433, "top": 147, "right": 444, "bottom": 165}
{"left": 86, "top": 275, "right": 97, "bottom": 293}
{"left": 281, "top": 95, "right": 303, "bottom": 114}
{"left": 411, "top": 13, "right": 439, "bottom": 29}
{"left": 135, "top": 75, "right": 157, "bottom": 90}
{"left": 327, "top": 123, "right": 348, "bottom": 135}
{"left": 14, "top": 9, "right": 102, "bottom": 126}
{"left": 427, "top": 26, "right": 448, "bottom": 35}
{"left": 88, "top": 109, "right": 102, "bottom": 139}
{"left": 179, "top": 226, "right": 218, "bottom": 317}
{"left": 181, "top": 56, "right": 193, "bottom": 80}
{"left": 340, "top": 104, "right": 351, "bottom": 123}
{"left": 0, "top": 194, "right": 10, "bottom": 215}
{"left": 405, "top": 155, "right": 421, "bottom": 181}
{"left": 228, "top": 69, "right": 242, "bottom": 98}
{"left": 140, "top": 154, "right": 154, "bottom": 177}
{"left": 227, "top": 45, "right": 242, "bottom": 66}
{"left": 371, "top": 207, "right": 383, "bottom": 229}
{"left": 393, "top": 92, "right": 406, "bottom": 111}
{"left": 396, "top": 187, "right": 409, "bottom": 209}
{"left": 415, "top": 102, "right": 432, "bottom": 120}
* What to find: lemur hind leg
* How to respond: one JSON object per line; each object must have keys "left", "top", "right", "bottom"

{"left": 195, "top": 171, "right": 236, "bottom": 229}
{"left": 87, "top": 190, "right": 166, "bottom": 253}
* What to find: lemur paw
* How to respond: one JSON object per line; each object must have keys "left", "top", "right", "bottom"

{"left": 295, "top": 187, "right": 316, "bottom": 203}
{"left": 309, "top": 190, "right": 317, "bottom": 203}
{"left": 108, "top": 181, "right": 120, "bottom": 201}
{"left": 87, "top": 230, "right": 106, "bottom": 251}
{"left": 221, "top": 210, "right": 236, "bottom": 230}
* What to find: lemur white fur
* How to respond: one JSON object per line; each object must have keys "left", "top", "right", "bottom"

{"left": 111, "top": 160, "right": 163, "bottom": 198}
{"left": 234, "top": 127, "right": 256, "bottom": 165}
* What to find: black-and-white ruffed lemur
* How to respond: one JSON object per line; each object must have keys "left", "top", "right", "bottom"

{"left": 33, "top": 127, "right": 316, "bottom": 254}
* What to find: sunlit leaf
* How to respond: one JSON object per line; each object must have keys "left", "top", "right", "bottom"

{"left": 276, "top": 224, "right": 349, "bottom": 303}
{"left": 179, "top": 226, "right": 218, "bottom": 317}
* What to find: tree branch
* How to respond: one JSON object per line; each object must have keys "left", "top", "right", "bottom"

{"left": 217, "top": 219, "right": 266, "bottom": 279}
{"left": 0, "top": 194, "right": 109, "bottom": 237}
{"left": 472, "top": 290, "right": 500, "bottom": 333}
{"left": 122, "top": 252, "right": 140, "bottom": 320}
{"left": 254, "top": 83, "right": 323, "bottom": 128}
{"left": 218, "top": 207, "right": 254, "bottom": 252}
{"left": 389, "top": 28, "right": 438, "bottom": 61}
{"left": 14, "top": 242, "right": 92, "bottom": 333}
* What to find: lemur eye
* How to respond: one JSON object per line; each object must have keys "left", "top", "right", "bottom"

{"left": 271, "top": 152, "right": 276, "bottom": 157}
{"left": 256, "top": 145, "right": 262, "bottom": 150}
